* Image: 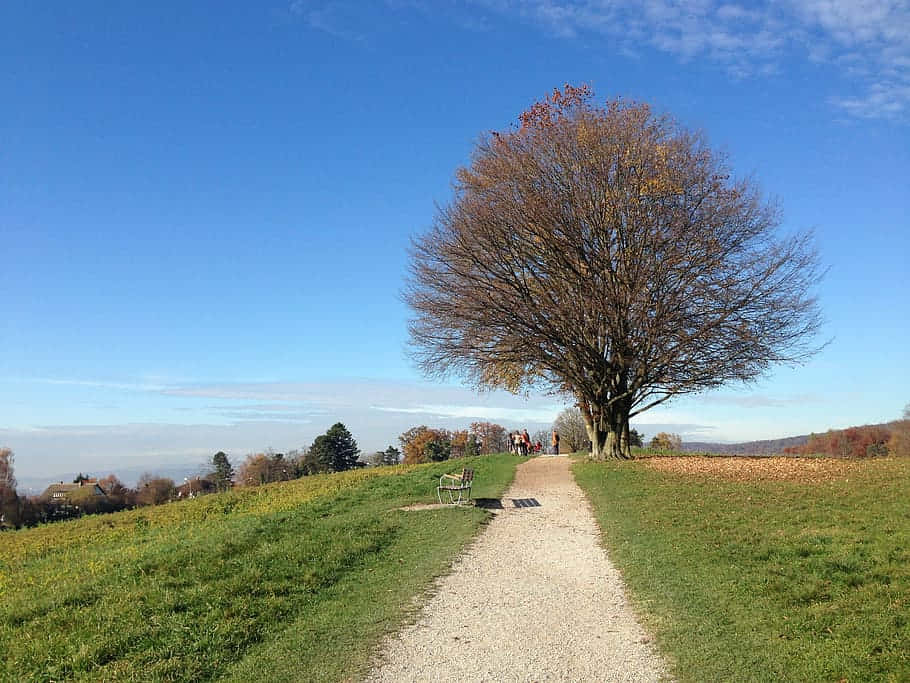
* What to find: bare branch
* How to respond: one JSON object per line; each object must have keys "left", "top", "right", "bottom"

{"left": 405, "top": 86, "right": 824, "bottom": 458}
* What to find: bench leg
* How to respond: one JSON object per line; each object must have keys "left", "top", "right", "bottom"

{"left": 437, "top": 487, "right": 461, "bottom": 505}
{"left": 436, "top": 486, "right": 473, "bottom": 505}
{"left": 438, "top": 487, "right": 459, "bottom": 505}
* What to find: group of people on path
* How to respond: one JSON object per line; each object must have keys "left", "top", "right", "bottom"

{"left": 509, "top": 429, "right": 560, "bottom": 456}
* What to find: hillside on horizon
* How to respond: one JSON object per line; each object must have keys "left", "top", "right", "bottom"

{"left": 682, "top": 420, "right": 903, "bottom": 454}
{"left": 682, "top": 434, "right": 811, "bottom": 455}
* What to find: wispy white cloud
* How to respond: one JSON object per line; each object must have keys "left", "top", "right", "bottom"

{"left": 697, "top": 392, "right": 823, "bottom": 408}
{"left": 288, "top": 0, "right": 910, "bottom": 119}
{"left": 789, "top": 0, "right": 910, "bottom": 118}
{"left": 7, "top": 375, "right": 566, "bottom": 421}
{"left": 209, "top": 410, "right": 319, "bottom": 422}
{"left": 170, "top": 380, "right": 566, "bottom": 423}
{"left": 831, "top": 81, "right": 910, "bottom": 119}
{"left": 460, "top": 0, "right": 910, "bottom": 119}
{"left": 163, "top": 382, "right": 347, "bottom": 403}
{"left": 0, "top": 375, "right": 854, "bottom": 483}
{"left": 466, "top": 0, "right": 788, "bottom": 69}
{"left": 370, "top": 402, "right": 563, "bottom": 422}
{"left": 290, "top": 0, "right": 366, "bottom": 41}
{"left": 5, "top": 376, "right": 169, "bottom": 393}
{"left": 2, "top": 377, "right": 574, "bottom": 480}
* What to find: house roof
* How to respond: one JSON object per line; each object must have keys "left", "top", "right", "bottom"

{"left": 42, "top": 481, "right": 107, "bottom": 498}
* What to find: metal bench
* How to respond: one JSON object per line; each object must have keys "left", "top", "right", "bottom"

{"left": 437, "top": 467, "right": 474, "bottom": 505}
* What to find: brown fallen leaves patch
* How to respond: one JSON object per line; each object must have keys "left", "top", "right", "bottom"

{"left": 642, "top": 456, "right": 875, "bottom": 484}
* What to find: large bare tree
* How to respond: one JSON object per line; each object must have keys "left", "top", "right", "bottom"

{"left": 406, "top": 85, "right": 823, "bottom": 459}
{"left": 552, "top": 407, "right": 588, "bottom": 453}
{"left": 0, "top": 448, "right": 17, "bottom": 525}
{"left": 0, "top": 448, "right": 15, "bottom": 492}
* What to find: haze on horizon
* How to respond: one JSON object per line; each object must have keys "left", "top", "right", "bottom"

{"left": 2, "top": 1, "right": 908, "bottom": 482}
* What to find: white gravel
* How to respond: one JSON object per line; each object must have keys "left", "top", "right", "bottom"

{"left": 364, "top": 456, "right": 673, "bottom": 682}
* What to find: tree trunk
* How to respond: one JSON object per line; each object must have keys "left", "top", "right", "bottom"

{"left": 579, "top": 398, "right": 633, "bottom": 460}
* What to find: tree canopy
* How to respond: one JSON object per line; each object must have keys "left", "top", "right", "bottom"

{"left": 0, "top": 447, "right": 16, "bottom": 494}
{"left": 309, "top": 423, "right": 361, "bottom": 472}
{"left": 649, "top": 432, "right": 683, "bottom": 452}
{"left": 136, "top": 474, "right": 176, "bottom": 506}
{"left": 0, "top": 448, "right": 17, "bottom": 524}
{"left": 553, "top": 407, "right": 589, "bottom": 452}
{"left": 237, "top": 452, "right": 292, "bottom": 486}
{"left": 406, "top": 84, "right": 823, "bottom": 459}
{"left": 211, "top": 451, "right": 234, "bottom": 491}
{"left": 399, "top": 426, "right": 451, "bottom": 464}
{"left": 469, "top": 421, "right": 509, "bottom": 454}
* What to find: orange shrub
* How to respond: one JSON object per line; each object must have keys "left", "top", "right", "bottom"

{"left": 785, "top": 424, "right": 892, "bottom": 457}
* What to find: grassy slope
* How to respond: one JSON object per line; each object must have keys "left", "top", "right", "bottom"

{"left": 573, "top": 456, "right": 910, "bottom": 682}
{"left": 1, "top": 455, "right": 521, "bottom": 682}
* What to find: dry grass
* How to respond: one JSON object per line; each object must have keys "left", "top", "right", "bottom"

{"left": 642, "top": 455, "right": 890, "bottom": 483}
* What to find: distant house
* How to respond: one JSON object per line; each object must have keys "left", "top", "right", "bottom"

{"left": 41, "top": 479, "right": 107, "bottom": 504}
{"left": 176, "top": 477, "right": 216, "bottom": 499}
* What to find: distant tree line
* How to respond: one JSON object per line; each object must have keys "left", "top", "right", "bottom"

{"left": 9, "top": 405, "right": 902, "bottom": 530}
{"left": 0, "top": 422, "right": 366, "bottom": 530}
{"left": 783, "top": 408, "right": 910, "bottom": 458}
{"left": 397, "top": 422, "right": 513, "bottom": 464}
{"left": 395, "top": 413, "right": 647, "bottom": 463}
{"left": 648, "top": 432, "right": 682, "bottom": 452}
{"left": 0, "top": 410, "right": 651, "bottom": 532}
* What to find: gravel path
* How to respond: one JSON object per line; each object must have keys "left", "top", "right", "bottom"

{"left": 364, "top": 456, "right": 672, "bottom": 682}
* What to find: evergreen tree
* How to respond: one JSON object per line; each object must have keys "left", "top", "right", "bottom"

{"left": 381, "top": 446, "right": 401, "bottom": 466}
{"left": 309, "top": 423, "right": 360, "bottom": 472}
{"left": 211, "top": 451, "right": 234, "bottom": 491}
{"left": 308, "top": 435, "right": 330, "bottom": 470}
{"left": 294, "top": 448, "right": 326, "bottom": 476}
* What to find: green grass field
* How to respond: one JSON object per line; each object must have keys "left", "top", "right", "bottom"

{"left": 0, "top": 455, "right": 522, "bottom": 682}
{"left": 573, "top": 455, "right": 910, "bottom": 682}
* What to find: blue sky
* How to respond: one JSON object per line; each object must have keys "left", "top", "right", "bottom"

{"left": 2, "top": 1, "right": 908, "bottom": 485}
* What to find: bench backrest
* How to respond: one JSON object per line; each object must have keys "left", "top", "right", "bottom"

{"left": 461, "top": 468, "right": 474, "bottom": 484}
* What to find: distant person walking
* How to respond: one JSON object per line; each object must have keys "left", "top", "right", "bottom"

{"left": 551, "top": 430, "right": 560, "bottom": 455}
{"left": 521, "top": 429, "right": 532, "bottom": 456}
